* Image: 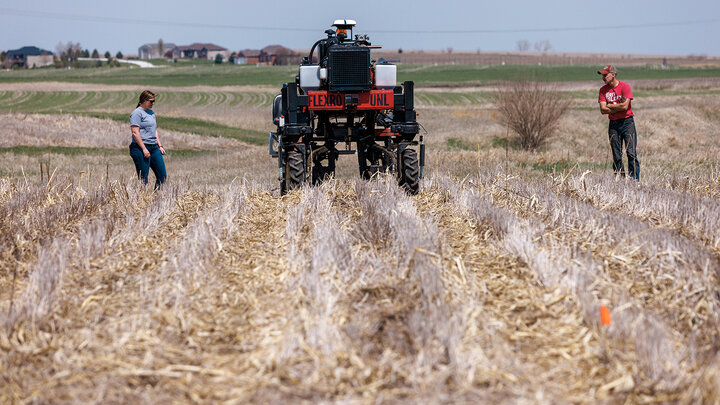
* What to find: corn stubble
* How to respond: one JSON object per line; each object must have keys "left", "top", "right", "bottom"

{"left": 0, "top": 166, "right": 718, "bottom": 404}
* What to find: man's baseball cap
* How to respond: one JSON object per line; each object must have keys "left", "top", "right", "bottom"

{"left": 597, "top": 65, "right": 617, "bottom": 75}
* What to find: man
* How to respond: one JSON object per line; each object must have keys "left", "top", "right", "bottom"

{"left": 598, "top": 65, "right": 639, "bottom": 180}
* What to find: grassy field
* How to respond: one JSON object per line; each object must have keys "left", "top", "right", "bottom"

{"left": 0, "top": 64, "right": 297, "bottom": 87}
{"left": 85, "top": 113, "right": 267, "bottom": 145}
{"left": 3, "top": 63, "right": 720, "bottom": 87}
{"left": 0, "top": 89, "right": 271, "bottom": 144}
{"left": 1, "top": 63, "right": 720, "bottom": 403}
{"left": 399, "top": 64, "right": 720, "bottom": 86}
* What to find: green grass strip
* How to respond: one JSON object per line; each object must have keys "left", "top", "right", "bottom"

{"left": 446, "top": 137, "right": 475, "bottom": 151}
{"left": 525, "top": 159, "right": 607, "bottom": 173}
{"left": 398, "top": 64, "right": 720, "bottom": 86}
{"left": 2, "top": 64, "right": 720, "bottom": 87}
{"left": 0, "top": 64, "right": 296, "bottom": 87}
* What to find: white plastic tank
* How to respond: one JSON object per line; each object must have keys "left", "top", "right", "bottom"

{"left": 374, "top": 64, "right": 396, "bottom": 89}
{"left": 299, "top": 65, "right": 321, "bottom": 90}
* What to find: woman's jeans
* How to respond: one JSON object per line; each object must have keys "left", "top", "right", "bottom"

{"left": 129, "top": 143, "right": 166, "bottom": 188}
{"left": 608, "top": 117, "right": 640, "bottom": 180}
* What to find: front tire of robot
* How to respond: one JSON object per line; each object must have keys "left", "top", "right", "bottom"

{"left": 398, "top": 147, "right": 420, "bottom": 195}
{"left": 282, "top": 150, "right": 306, "bottom": 195}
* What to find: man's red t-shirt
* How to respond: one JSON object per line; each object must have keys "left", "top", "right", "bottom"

{"left": 598, "top": 81, "right": 634, "bottom": 120}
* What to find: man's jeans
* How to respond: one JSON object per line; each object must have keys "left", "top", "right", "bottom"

{"left": 129, "top": 143, "right": 166, "bottom": 188}
{"left": 608, "top": 117, "right": 640, "bottom": 180}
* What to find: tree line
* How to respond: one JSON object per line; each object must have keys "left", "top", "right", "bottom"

{"left": 53, "top": 41, "right": 124, "bottom": 68}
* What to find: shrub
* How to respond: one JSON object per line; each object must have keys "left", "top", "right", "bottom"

{"left": 493, "top": 81, "right": 570, "bottom": 150}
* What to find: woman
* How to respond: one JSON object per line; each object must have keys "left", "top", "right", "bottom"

{"left": 129, "top": 90, "right": 166, "bottom": 188}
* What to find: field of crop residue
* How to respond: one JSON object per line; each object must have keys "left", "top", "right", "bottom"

{"left": 1, "top": 66, "right": 720, "bottom": 403}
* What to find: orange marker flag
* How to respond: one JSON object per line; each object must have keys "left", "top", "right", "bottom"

{"left": 600, "top": 305, "right": 612, "bottom": 326}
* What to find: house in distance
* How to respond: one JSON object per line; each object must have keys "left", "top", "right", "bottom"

{"left": 2, "top": 46, "right": 54, "bottom": 68}
{"left": 177, "top": 43, "right": 228, "bottom": 61}
{"left": 135, "top": 41, "right": 299, "bottom": 65}
{"left": 138, "top": 42, "right": 179, "bottom": 59}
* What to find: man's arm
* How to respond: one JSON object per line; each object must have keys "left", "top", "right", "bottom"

{"left": 607, "top": 97, "right": 630, "bottom": 112}
{"left": 599, "top": 101, "right": 611, "bottom": 115}
{"left": 599, "top": 98, "right": 630, "bottom": 114}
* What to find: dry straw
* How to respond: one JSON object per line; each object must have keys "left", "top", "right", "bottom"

{"left": 2, "top": 81, "right": 720, "bottom": 401}
{"left": 1, "top": 170, "right": 718, "bottom": 403}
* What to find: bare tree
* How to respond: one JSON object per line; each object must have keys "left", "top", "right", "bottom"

{"left": 493, "top": 81, "right": 570, "bottom": 150}
{"left": 69, "top": 42, "right": 82, "bottom": 61}
{"left": 534, "top": 40, "right": 552, "bottom": 52}
{"left": 55, "top": 42, "right": 66, "bottom": 58}
{"left": 516, "top": 40, "right": 530, "bottom": 51}
{"left": 158, "top": 38, "right": 164, "bottom": 58}
{"left": 55, "top": 41, "right": 82, "bottom": 61}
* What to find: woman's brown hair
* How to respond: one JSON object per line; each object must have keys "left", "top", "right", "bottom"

{"left": 136, "top": 90, "right": 157, "bottom": 108}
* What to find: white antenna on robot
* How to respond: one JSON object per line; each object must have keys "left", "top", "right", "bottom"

{"left": 332, "top": 19, "right": 356, "bottom": 28}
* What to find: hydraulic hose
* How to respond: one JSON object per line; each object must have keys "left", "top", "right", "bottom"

{"left": 308, "top": 39, "right": 323, "bottom": 63}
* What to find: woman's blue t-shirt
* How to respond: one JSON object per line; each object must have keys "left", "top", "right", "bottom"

{"left": 129, "top": 107, "right": 157, "bottom": 145}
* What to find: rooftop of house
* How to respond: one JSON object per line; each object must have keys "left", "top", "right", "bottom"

{"left": 262, "top": 45, "right": 298, "bottom": 56}
{"left": 139, "top": 43, "right": 178, "bottom": 50}
{"left": 178, "top": 43, "right": 227, "bottom": 51}
{"left": 6, "top": 46, "right": 53, "bottom": 56}
{"left": 241, "top": 49, "right": 262, "bottom": 57}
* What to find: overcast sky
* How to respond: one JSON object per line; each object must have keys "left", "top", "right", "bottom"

{"left": 2, "top": 0, "right": 719, "bottom": 56}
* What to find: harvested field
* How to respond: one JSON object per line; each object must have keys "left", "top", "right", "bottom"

{"left": 0, "top": 171, "right": 719, "bottom": 403}
{"left": 0, "top": 113, "right": 243, "bottom": 150}
{"left": 0, "top": 89, "right": 273, "bottom": 129}
{"left": 1, "top": 67, "right": 720, "bottom": 402}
